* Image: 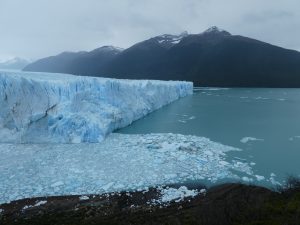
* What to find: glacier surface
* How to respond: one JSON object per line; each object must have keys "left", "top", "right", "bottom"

{"left": 0, "top": 71, "right": 193, "bottom": 143}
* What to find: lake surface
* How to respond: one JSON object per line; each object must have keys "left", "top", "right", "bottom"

{"left": 118, "top": 88, "right": 300, "bottom": 186}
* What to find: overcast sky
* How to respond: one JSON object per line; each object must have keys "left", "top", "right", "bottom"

{"left": 0, "top": 0, "right": 299, "bottom": 61}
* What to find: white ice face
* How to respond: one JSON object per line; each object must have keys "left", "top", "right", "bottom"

{"left": 0, "top": 71, "right": 193, "bottom": 143}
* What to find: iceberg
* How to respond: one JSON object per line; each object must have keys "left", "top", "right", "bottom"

{"left": 0, "top": 71, "right": 193, "bottom": 143}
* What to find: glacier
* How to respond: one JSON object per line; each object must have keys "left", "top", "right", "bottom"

{"left": 0, "top": 71, "right": 193, "bottom": 143}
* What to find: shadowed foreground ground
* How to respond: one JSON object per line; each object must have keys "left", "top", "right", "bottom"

{"left": 1, "top": 183, "right": 300, "bottom": 225}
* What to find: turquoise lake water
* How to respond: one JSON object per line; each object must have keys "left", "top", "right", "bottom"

{"left": 118, "top": 88, "right": 300, "bottom": 186}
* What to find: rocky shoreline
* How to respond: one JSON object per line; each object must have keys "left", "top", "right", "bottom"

{"left": 1, "top": 183, "right": 300, "bottom": 225}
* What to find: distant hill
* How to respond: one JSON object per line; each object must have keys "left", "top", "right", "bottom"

{"left": 24, "top": 46, "right": 123, "bottom": 75}
{"left": 24, "top": 27, "right": 300, "bottom": 87}
{"left": 0, "top": 57, "right": 31, "bottom": 70}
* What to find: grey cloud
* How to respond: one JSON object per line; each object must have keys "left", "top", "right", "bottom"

{"left": 0, "top": 0, "right": 299, "bottom": 61}
{"left": 243, "top": 11, "right": 294, "bottom": 23}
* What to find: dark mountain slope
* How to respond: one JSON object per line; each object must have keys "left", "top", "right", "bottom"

{"left": 24, "top": 46, "right": 123, "bottom": 75}
{"left": 99, "top": 32, "right": 189, "bottom": 80}
{"left": 24, "top": 27, "right": 300, "bottom": 87}
{"left": 101, "top": 27, "right": 300, "bottom": 87}
{"left": 68, "top": 46, "right": 123, "bottom": 76}
{"left": 24, "top": 51, "right": 86, "bottom": 74}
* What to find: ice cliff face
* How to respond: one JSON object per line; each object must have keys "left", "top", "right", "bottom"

{"left": 0, "top": 71, "right": 193, "bottom": 143}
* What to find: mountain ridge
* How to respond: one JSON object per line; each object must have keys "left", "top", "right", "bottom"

{"left": 0, "top": 57, "right": 31, "bottom": 70}
{"left": 24, "top": 27, "right": 300, "bottom": 87}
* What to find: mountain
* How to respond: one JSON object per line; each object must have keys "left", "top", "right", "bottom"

{"left": 0, "top": 57, "right": 31, "bottom": 70}
{"left": 24, "top": 27, "right": 300, "bottom": 87}
{"left": 24, "top": 46, "right": 123, "bottom": 75}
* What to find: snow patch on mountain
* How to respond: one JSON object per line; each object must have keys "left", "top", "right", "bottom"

{"left": 154, "top": 32, "right": 189, "bottom": 48}
{"left": 0, "top": 71, "right": 193, "bottom": 143}
{"left": 202, "top": 26, "right": 231, "bottom": 36}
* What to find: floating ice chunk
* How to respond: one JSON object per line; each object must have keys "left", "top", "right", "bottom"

{"left": 79, "top": 196, "right": 89, "bottom": 201}
{"left": 234, "top": 157, "right": 247, "bottom": 161}
{"left": 158, "top": 186, "right": 199, "bottom": 203}
{"left": 289, "top": 136, "right": 300, "bottom": 141}
{"left": 255, "top": 97, "right": 269, "bottom": 100}
{"left": 240, "top": 137, "right": 264, "bottom": 144}
{"left": 34, "top": 200, "right": 47, "bottom": 207}
{"left": 269, "top": 173, "right": 281, "bottom": 186}
{"left": 232, "top": 160, "right": 253, "bottom": 175}
{"left": 22, "top": 200, "right": 47, "bottom": 210}
{"left": 219, "top": 160, "right": 230, "bottom": 166}
{"left": 199, "top": 189, "right": 207, "bottom": 195}
{"left": 242, "top": 177, "right": 253, "bottom": 182}
{"left": 177, "top": 115, "right": 196, "bottom": 123}
{"left": 255, "top": 175, "right": 265, "bottom": 181}
{"left": 22, "top": 205, "right": 31, "bottom": 210}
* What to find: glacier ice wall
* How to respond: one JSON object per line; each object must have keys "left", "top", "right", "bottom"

{"left": 0, "top": 71, "right": 193, "bottom": 143}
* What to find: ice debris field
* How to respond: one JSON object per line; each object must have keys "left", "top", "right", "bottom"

{"left": 0, "top": 133, "right": 259, "bottom": 204}
{"left": 0, "top": 71, "right": 192, "bottom": 143}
